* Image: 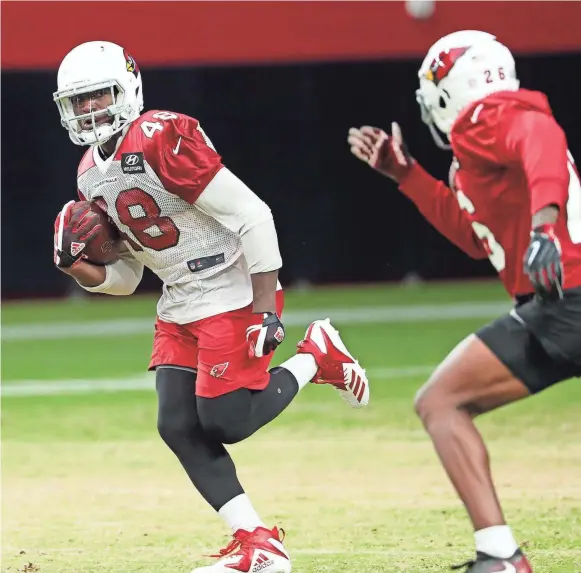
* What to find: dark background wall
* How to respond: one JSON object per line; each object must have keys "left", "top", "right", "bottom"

{"left": 2, "top": 2, "right": 581, "bottom": 299}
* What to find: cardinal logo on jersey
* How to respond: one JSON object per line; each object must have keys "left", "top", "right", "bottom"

{"left": 210, "top": 362, "right": 229, "bottom": 378}
{"left": 425, "top": 47, "right": 469, "bottom": 85}
{"left": 123, "top": 49, "right": 139, "bottom": 78}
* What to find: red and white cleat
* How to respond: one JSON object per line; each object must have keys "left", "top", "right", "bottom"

{"left": 297, "top": 318, "right": 369, "bottom": 408}
{"left": 192, "top": 526, "right": 291, "bottom": 573}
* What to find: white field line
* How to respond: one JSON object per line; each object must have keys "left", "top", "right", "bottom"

{"left": 12, "top": 547, "right": 580, "bottom": 557}
{"left": 1, "top": 366, "right": 436, "bottom": 397}
{"left": 293, "top": 549, "right": 581, "bottom": 556}
{"left": 2, "top": 301, "right": 509, "bottom": 341}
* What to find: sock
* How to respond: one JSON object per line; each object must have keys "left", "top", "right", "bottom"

{"left": 475, "top": 525, "right": 519, "bottom": 559}
{"left": 219, "top": 493, "right": 265, "bottom": 533}
{"left": 277, "top": 354, "right": 317, "bottom": 390}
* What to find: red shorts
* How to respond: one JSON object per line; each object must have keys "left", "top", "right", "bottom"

{"left": 149, "top": 291, "right": 285, "bottom": 398}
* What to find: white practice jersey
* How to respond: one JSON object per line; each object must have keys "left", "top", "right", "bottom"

{"left": 76, "top": 111, "right": 256, "bottom": 323}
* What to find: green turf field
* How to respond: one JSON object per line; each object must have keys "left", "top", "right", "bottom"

{"left": 2, "top": 282, "right": 580, "bottom": 573}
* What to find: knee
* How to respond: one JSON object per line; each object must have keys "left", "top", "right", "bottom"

{"left": 157, "top": 415, "right": 195, "bottom": 449}
{"left": 156, "top": 366, "right": 199, "bottom": 449}
{"left": 414, "top": 378, "right": 479, "bottom": 430}
{"left": 157, "top": 417, "right": 180, "bottom": 446}
{"left": 413, "top": 384, "right": 433, "bottom": 425}
{"left": 413, "top": 380, "right": 456, "bottom": 428}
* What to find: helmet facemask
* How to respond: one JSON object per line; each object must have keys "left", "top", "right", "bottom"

{"left": 416, "top": 87, "right": 452, "bottom": 150}
{"left": 54, "top": 80, "right": 135, "bottom": 145}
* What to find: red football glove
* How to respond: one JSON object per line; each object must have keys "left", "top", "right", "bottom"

{"left": 54, "top": 200, "right": 103, "bottom": 268}
{"left": 347, "top": 122, "right": 414, "bottom": 182}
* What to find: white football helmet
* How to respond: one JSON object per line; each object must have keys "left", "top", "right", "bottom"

{"left": 416, "top": 30, "right": 520, "bottom": 149}
{"left": 53, "top": 41, "right": 144, "bottom": 146}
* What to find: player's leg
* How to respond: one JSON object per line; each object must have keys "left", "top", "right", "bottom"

{"left": 156, "top": 366, "right": 246, "bottom": 510}
{"left": 197, "top": 365, "right": 304, "bottom": 444}
{"left": 151, "top": 321, "right": 290, "bottom": 573}
{"left": 415, "top": 334, "right": 528, "bottom": 531}
{"left": 414, "top": 312, "right": 573, "bottom": 572}
{"left": 196, "top": 312, "right": 369, "bottom": 445}
{"left": 156, "top": 366, "right": 290, "bottom": 573}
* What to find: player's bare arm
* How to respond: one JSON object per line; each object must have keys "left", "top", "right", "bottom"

{"left": 250, "top": 270, "right": 278, "bottom": 314}
{"left": 247, "top": 270, "right": 284, "bottom": 358}
{"left": 59, "top": 260, "right": 106, "bottom": 286}
{"left": 532, "top": 205, "right": 559, "bottom": 227}
{"left": 195, "top": 168, "right": 285, "bottom": 357}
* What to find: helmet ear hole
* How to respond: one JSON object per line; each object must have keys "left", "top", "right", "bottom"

{"left": 439, "top": 89, "right": 452, "bottom": 109}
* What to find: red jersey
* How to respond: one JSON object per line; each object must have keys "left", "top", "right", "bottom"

{"left": 399, "top": 89, "right": 581, "bottom": 297}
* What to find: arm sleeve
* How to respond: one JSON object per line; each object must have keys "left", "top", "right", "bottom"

{"left": 195, "top": 168, "right": 282, "bottom": 273}
{"left": 78, "top": 244, "right": 144, "bottom": 296}
{"left": 398, "top": 163, "right": 487, "bottom": 260}
{"left": 498, "top": 110, "right": 569, "bottom": 215}
{"left": 143, "top": 114, "right": 224, "bottom": 204}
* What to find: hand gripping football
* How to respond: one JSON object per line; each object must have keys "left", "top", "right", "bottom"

{"left": 56, "top": 201, "right": 120, "bottom": 266}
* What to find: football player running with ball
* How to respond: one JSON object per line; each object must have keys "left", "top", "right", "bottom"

{"left": 349, "top": 30, "right": 581, "bottom": 573}
{"left": 53, "top": 41, "right": 369, "bottom": 573}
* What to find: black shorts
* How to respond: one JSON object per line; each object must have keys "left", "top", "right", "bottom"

{"left": 476, "top": 287, "right": 581, "bottom": 394}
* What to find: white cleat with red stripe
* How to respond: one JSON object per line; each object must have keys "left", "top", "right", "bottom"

{"left": 297, "top": 318, "right": 369, "bottom": 407}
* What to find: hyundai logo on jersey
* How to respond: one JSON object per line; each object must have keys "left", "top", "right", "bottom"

{"left": 121, "top": 152, "right": 145, "bottom": 174}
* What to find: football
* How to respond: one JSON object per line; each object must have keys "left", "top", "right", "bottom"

{"left": 71, "top": 201, "right": 121, "bottom": 265}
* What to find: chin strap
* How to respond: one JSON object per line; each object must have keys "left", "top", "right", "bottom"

{"left": 416, "top": 91, "right": 452, "bottom": 150}
{"left": 428, "top": 122, "right": 452, "bottom": 150}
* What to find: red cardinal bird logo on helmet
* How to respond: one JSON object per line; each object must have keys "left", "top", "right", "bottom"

{"left": 425, "top": 47, "right": 469, "bottom": 86}
{"left": 123, "top": 49, "right": 139, "bottom": 78}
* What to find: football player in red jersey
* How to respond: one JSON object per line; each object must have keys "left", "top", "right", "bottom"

{"left": 348, "top": 30, "right": 581, "bottom": 573}
{"left": 52, "top": 41, "right": 370, "bottom": 573}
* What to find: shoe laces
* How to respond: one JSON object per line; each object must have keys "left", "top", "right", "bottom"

{"left": 208, "top": 530, "right": 252, "bottom": 559}
{"left": 207, "top": 528, "right": 285, "bottom": 560}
